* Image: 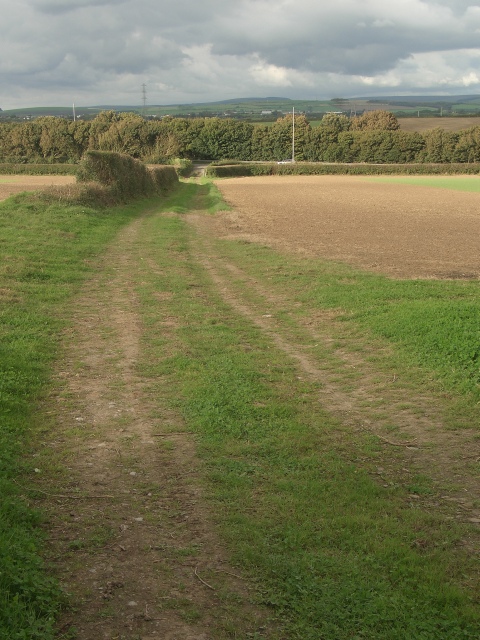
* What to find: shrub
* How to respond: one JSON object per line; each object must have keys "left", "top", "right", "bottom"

{"left": 0, "top": 163, "right": 78, "bottom": 175}
{"left": 207, "top": 162, "right": 480, "bottom": 178}
{"left": 76, "top": 150, "right": 178, "bottom": 203}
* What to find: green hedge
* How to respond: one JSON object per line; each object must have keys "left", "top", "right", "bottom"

{"left": 0, "top": 163, "right": 78, "bottom": 175}
{"left": 76, "top": 151, "right": 178, "bottom": 203}
{"left": 207, "top": 162, "right": 480, "bottom": 178}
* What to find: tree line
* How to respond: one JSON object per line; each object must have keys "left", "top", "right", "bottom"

{"left": 0, "top": 109, "right": 479, "bottom": 164}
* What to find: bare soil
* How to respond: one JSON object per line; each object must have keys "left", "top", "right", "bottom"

{"left": 213, "top": 175, "right": 480, "bottom": 279}
{"left": 0, "top": 175, "right": 76, "bottom": 201}
{"left": 399, "top": 116, "right": 480, "bottom": 133}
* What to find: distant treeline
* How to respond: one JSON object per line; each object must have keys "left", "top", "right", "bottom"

{"left": 1, "top": 109, "right": 479, "bottom": 164}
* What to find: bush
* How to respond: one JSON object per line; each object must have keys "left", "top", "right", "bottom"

{"left": 29, "top": 152, "right": 179, "bottom": 208}
{"left": 76, "top": 150, "right": 178, "bottom": 203}
{"left": 0, "top": 163, "right": 78, "bottom": 175}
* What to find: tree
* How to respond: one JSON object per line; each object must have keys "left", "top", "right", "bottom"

{"left": 70, "top": 120, "right": 91, "bottom": 159}
{"left": 267, "top": 114, "right": 311, "bottom": 161}
{"left": 96, "top": 113, "right": 149, "bottom": 158}
{"left": 306, "top": 114, "right": 351, "bottom": 161}
{"left": 88, "top": 110, "right": 122, "bottom": 149}
{"left": 37, "top": 117, "right": 77, "bottom": 161}
{"left": 454, "top": 127, "right": 480, "bottom": 163}
{"left": 5, "top": 120, "right": 42, "bottom": 160}
{"left": 418, "top": 128, "right": 458, "bottom": 163}
{"left": 189, "top": 118, "right": 253, "bottom": 160}
{"left": 351, "top": 110, "right": 400, "bottom": 131}
{"left": 251, "top": 124, "right": 273, "bottom": 160}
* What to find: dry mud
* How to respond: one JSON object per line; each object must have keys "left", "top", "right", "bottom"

{"left": 214, "top": 175, "right": 480, "bottom": 280}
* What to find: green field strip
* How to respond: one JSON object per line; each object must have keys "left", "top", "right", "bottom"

{"left": 365, "top": 175, "right": 480, "bottom": 192}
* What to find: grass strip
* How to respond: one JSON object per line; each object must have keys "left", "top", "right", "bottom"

{"left": 365, "top": 175, "right": 480, "bottom": 192}
{"left": 0, "top": 192, "right": 164, "bottom": 639}
{"left": 215, "top": 239, "right": 480, "bottom": 424}
{"left": 135, "top": 184, "right": 480, "bottom": 639}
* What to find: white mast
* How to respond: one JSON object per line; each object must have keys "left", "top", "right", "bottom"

{"left": 292, "top": 106, "right": 295, "bottom": 162}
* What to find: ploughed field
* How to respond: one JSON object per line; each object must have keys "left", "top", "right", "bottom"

{"left": 0, "top": 175, "right": 75, "bottom": 200}
{"left": 214, "top": 175, "right": 480, "bottom": 280}
{"left": 399, "top": 116, "right": 480, "bottom": 132}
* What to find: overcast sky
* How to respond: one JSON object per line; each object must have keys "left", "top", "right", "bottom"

{"left": 1, "top": 0, "right": 480, "bottom": 109}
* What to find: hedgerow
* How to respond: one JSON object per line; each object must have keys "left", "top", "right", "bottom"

{"left": 1, "top": 110, "right": 480, "bottom": 164}
{"left": 206, "top": 162, "right": 480, "bottom": 178}
{"left": 0, "top": 163, "right": 78, "bottom": 175}
{"left": 37, "top": 151, "right": 179, "bottom": 207}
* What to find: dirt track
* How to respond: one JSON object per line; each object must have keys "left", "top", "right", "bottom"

{"left": 214, "top": 175, "right": 480, "bottom": 279}
{"left": 36, "top": 179, "right": 480, "bottom": 638}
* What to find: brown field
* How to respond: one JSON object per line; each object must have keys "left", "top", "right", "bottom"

{"left": 214, "top": 175, "right": 480, "bottom": 279}
{"left": 399, "top": 116, "right": 480, "bottom": 132}
{"left": 0, "top": 175, "right": 76, "bottom": 201}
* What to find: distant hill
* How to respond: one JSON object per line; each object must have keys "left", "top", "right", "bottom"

{"left": 362, "top": 94, "right": 480, "bottom": 104}
{"left": 1, "top": 95, "right": 480, "bottom": 121}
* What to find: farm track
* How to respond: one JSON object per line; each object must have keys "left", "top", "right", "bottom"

{"left": 188, "top": 214, "right": 480, "bottom": 526}
{"left": 40, "top": 184, "right": 479, "bottom": 638}
{"left": 43, "top": 208, "right": 268, "bottom": 640}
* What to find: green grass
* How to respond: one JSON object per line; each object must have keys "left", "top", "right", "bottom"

{"left": 2, "top": 178, "right": 480, "bottom": 638}
{"left": 0, "top": 192, "right": 163, "bottom": 638}
{"left": 366, "top": 175, "right": 480, "bottom": 192}
{"left": 294, "top": 262, "right": 480, "bottom": 404}
{"left": 133, "top": 184, "right": 480, "bottom": 638}
{"left": 0, "top": 163, "right": 78, "bottom": 175}
{"left": 216, "top": 240, "right": 480, "bottom": 424}
{"left": 156, "top": 179, "right": 230, "bottom": 214}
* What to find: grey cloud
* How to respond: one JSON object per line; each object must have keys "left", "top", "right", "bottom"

{"left": 33, "top": 0, "right": 127, "bottom": 14}
{"left": 208, "top": 1, "right": 480, "bottom": 76}
{"left": 0, "top": 0, "right": 479, "bottom": 109}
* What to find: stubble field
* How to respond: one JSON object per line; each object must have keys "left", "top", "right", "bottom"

{"left": 0, "top": 174, "right": 75, "bottom": 200}
{"left": 399, "top": 116, "right": 480, "bottom": 132}
{"left": 213, "top": 175, "right": 480, "bottom": 279}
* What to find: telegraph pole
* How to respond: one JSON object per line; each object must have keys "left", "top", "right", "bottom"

{"left": 292, "top": 106, "right": 295, "bottom": 162}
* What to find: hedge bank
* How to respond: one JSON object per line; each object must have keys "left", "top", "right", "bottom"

{"left": 28, "top": 151, "right": 178, "bottom": 208}
{"left": 206, "top": 162, "right": 480, "bottom": 178}
{"left": 0, "top": 163, "right": 78, "bottom": 175}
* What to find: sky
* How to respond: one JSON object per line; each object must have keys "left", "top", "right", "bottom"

{"left": 1, "top": 0, "right": 480, "bottom": 109}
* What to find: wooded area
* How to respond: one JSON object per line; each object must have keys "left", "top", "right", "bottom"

{"left": 1, "top": 109, "right": 479, "bottom": 164}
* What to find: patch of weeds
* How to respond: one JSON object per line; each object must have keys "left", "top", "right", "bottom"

{"left": 68, "top": 539, "right": 87, "bottom": 551}
{"left": 408, "top": 475, "right": 435, "bottom": 496}
{"left": 88, "top": 525, "right": 115, "bottom": 549}
{"left": 155, "top": 438, "right": 176, "bottom": 452}
{"left": 161, "top": 596, "right": 202, "bottom": 623}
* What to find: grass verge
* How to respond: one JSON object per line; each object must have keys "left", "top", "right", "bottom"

{"left": 365, "top": 175, "right": 480, "bottom": 192}
{"left": 0, "top": 192, "right": 166, "bottom": 639}
{"left": 133, "top": 183, "right": 480, "bottom": 638}
{"left": 217, "top": 240, "right": 480, "bottom": 424}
